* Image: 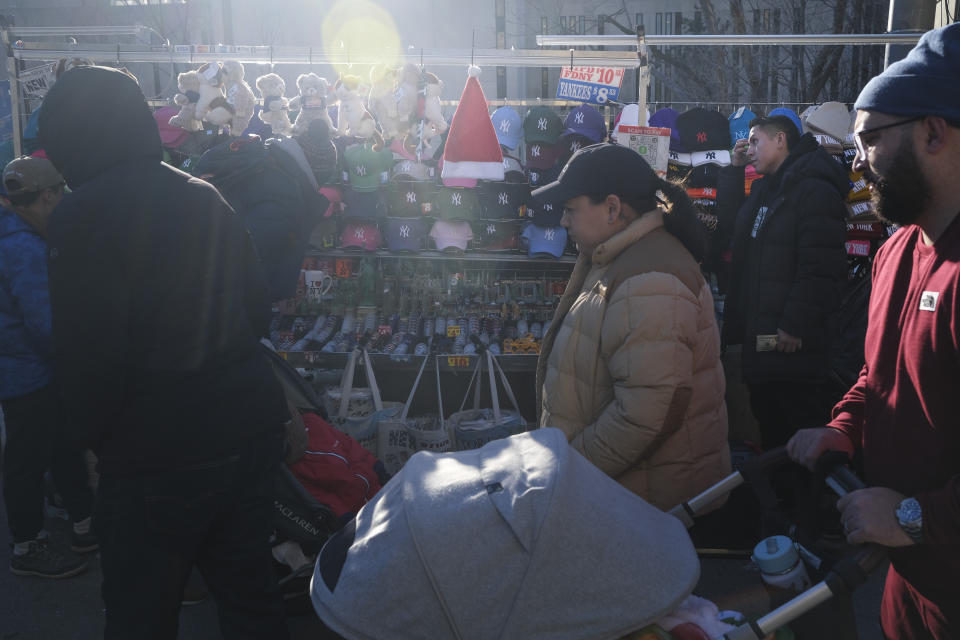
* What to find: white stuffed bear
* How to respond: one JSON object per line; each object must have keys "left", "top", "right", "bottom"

{"left": 194, "top": 62, "right": 234, "bottom": 127}
{"left": 368, "top": 64, "right": 408, "bottom": 141}
{"left": 255, "top": 73, "right": 292, "bottom": 137}
{"left": 333, "top": 74, "right": 371, "bottom": 138}
{"left": 394, "top": 64, "right": 421, "bottom": 126}
{"left": 420, "top": 71, "right": 447, "bottom": 136}
{"left": 169, "top": 70, "right": 203, "bottom": 132}
{"left": 220, "top": 60, "right": 256, "bottom": 136}
{"left": 289, "top": 73, "right": 334, "bottom": 136}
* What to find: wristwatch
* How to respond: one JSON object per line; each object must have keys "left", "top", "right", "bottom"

{"left": 895, "top": 497, "right": 924, "bottom": 544}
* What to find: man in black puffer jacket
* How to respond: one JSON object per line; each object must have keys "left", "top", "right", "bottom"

{"left": 717, "top": 115, "right": 848, "bottom": 449}
{"left": 38, "top": 66, "right": 290, "bottom": 638}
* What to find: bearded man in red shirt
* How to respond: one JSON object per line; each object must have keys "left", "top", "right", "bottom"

{"left": 788, "top": 22, "right": 960, "bottom": 640}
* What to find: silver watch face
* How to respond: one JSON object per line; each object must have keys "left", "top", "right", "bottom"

{"left": 897, "top": 497, "right": 922, "bottom": 527}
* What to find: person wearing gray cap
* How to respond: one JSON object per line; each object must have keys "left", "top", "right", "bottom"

{"left": 787, "top": 22, "right": 960, "bottom": 640}
{"left": 0, "top": 155, "right": 96, "bottom": 579}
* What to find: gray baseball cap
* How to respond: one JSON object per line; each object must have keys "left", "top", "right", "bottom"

{"left": 3, "top": 156, "right": 64, "bottom": 196}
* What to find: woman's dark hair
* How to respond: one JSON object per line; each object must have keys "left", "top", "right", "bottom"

{"left": 588, "top": 177, "right": 707, "bottom": 263}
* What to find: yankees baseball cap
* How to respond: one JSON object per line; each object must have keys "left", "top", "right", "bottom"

{"left": 478, "top": 181, "right": 530, "bottom": 220}
{"left": 476, "top": 220, "right": 521, "bottom": 251}
{"left": 524, "top": 141, "right": 563, "bottom": 170}
{"left": 342, "top": 188, "right": 387, "bottom": 218}
{"left": 557, "top": 133, "right": 595, "bottom": 165}
{"left": 3, "top": 156, "right": 64, "bottom": 196}
{"left": 531, "top": 142, "right": 659, "bottom": 206}
{"left": 435, "top": 186, "right": 481, "bottom": 221}
{"left": 521, "top": 223, "right": 567, "bottom": 258}
{"left": 390, "top": 159, "right": 433, "bottom": 182}
{"left": 523, "top": 106, "right": 564, "bottom": 145}
{"left": 528, "top": 197, "right": 564, "bottom": 226}
{"left": 340, "top": 222, "right": 382, "bottom": 251}
{"left": 491, "top": 106, "right": 523, "bottom": 150}
{"left": 430, "top": 219, "right": 474, "bottom": 252}
{"left": 562, "top": 104, "right": 607, "bottom": 143}
{"left": 385, "top": 181, "right": 436, "bottom": 217}
{"left": 676, "top": 108, "right": 731, "bottom": 153}
{"left": 384, "top": 217, "right": 428, "bottom": 252}
{"left": 502, "top": 155, "right": 526, "bottom": 182}
{"left": 527, "top": 164, "right": 561, "bottom": 189}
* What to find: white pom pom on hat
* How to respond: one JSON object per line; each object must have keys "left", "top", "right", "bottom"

{"left": 467, "top": 65, "right": 482, "bottom": 78}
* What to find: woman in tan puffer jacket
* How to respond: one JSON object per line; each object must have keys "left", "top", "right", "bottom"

{"left": 533, "top": 143, "right": 730, "bottom": 512}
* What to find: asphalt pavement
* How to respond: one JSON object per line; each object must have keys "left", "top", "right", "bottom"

{"left": 0, "top": 500, "right": 327, "bottom": 640}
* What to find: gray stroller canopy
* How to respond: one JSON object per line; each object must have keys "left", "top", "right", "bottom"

{"left": 310, "top": 428, "right": 699, "bottom": 640}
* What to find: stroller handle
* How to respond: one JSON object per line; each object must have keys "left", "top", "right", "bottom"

{"left": 724, "top": 543, "right": 888, "bottom": 640}
{"left": 668, "top": 447, "right": 861, "bottom": 528}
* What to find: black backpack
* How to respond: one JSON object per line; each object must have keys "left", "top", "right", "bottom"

{"left": 195, "top": 136, "right": 329, "bottom": 301}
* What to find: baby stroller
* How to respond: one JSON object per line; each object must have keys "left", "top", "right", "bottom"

{"left": 309, "top": 429, "right": 884, "bottom": 639}
{"left": 262, "top": 345, "right": 346, "bottom": 613}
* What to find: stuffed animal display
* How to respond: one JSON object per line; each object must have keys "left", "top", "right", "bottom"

{"left": 420, "top": 71, "right": 447, "bottom": 136}
{"left": 220, "top": 60, "right": 256, "bottom": 136}
{"left": 169, "top": 70, "right": 204, "bottom": 132}
{"left": 289, "top": 73, "right": 334, "bottom": 136}
{"left": 195, "top": 62, "right": 235, "bottom": 127}
{"left": 368, "top": 64, "right": 407, "bottom": 140}
{"left": 333, "top": 74, "right": 372, "bottom": 138}
{"left": 255, "top": 72, "right": 292, "bottom": 137}
{"left": 168, "top": 64, "right": 448, "bottom": 147}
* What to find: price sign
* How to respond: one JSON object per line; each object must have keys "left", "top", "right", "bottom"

{"left": 447, "top": 356, "right": 470, "bottom": 368}
{"left": 555, "top": 66, "right": 625, "bottom": 105}
{"left": 335, "top": 259, "right": 353, "bottom": 278}
{"left": 446, "top": 325, "right": 461, "bottom": 338}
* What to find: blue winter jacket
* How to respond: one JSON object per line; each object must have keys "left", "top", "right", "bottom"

{"left": 0, "top": 207, "right": 52, "bottom": 400}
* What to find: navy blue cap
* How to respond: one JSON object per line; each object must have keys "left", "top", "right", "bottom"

{"left": 855, "top": 22, "right": 960, "bottom": 125}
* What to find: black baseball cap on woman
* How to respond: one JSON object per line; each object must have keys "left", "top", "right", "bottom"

{"left": 531, "top": 142, "right": 658, "bottom": 204}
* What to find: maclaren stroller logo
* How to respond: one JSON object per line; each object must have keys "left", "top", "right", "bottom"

{"left": 273, "top": 500, "right": 324, "bottom": 538}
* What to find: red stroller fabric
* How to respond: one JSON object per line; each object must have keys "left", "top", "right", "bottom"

{"left": 290, "top": 413, "right": 383, "bottom": 518}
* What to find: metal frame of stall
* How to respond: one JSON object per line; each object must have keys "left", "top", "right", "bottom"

{"left": 1, "top": 25, "right": 645, "bottom": 158}
{"left": 2, "top": 26, "right": 926, "bottom": 158}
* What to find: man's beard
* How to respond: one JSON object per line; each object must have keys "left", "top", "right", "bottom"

{"left": 867, "top": 141, "right": 930, "bottom": 227}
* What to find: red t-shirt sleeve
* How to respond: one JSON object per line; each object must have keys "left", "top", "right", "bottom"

{"left": 827, "top": 362, "right": 867, "bottom": 446}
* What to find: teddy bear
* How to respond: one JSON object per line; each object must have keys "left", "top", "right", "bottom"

{"left": 255, "top": 72, "right": 292, "bottom": 137}
{"left": 220, "top": 60, "right": 256, "bottom": 136}
{"left": 169, "top": 69, "right": 204, "bottom": 132}
{"left": 368, "top": 64, "right": 409, "bottom": 141}
{"left": 394, "top": 63, "right": 421, "bottom": 125}
{"left": 333, "top": 74, "right": 371, "bottom": 138}
{"left": 194, "top": 62, "right": 235, "bottom": 127}
{"left": 289, "top": 72, "right": 334, "bottom": 136}
{"left": 420, "top": 71, "right": 447, "bottom": 136}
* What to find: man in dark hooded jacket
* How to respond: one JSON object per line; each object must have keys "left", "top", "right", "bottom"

{"left": 38, "top": 66, "right": 290, "bottom": 638}
{"left": 716, "top": 115, "right": 848, "bottom": 449}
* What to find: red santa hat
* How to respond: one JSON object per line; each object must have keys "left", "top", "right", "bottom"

{"left": 441, "top": 66, "right": 504, "bottom": 181}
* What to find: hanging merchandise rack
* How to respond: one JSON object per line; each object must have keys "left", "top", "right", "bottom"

{"left": 2, "top": 24, "right": 929, "bottom": 156}
{"left": 1, "top": 26, "right": 646, "bottom": 157}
